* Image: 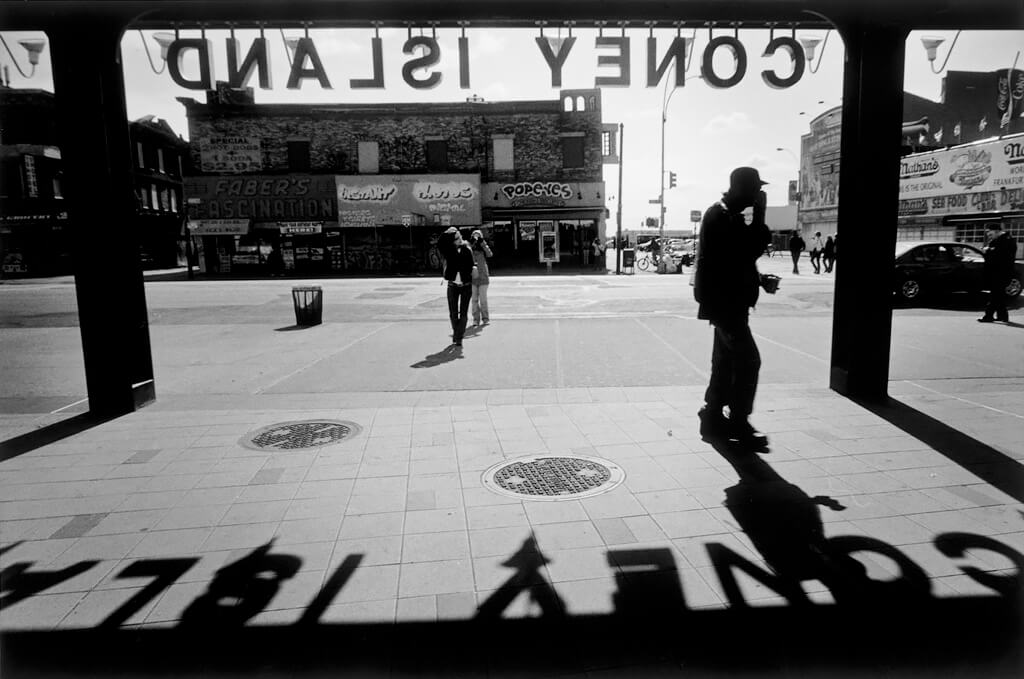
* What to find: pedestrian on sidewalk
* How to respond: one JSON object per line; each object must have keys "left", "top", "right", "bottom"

{"left": 693, "top": 166, "right": 772, "bottom": 449}
{"left": 823, "top": 235, "right": 836, "bottom": 273}
{"left": 592, "top": 237, "right": 606, "bottom": 271}
{"left": 788, "top": 231, "right": 805, "bottom": 274}
{"left": 809, "top": 231, "right": 824, "bottom": 274}
{"left": 438, "top": 227, "right": 477, "bottom": 346}
{"left": 469, "top": 229, "right": 493, "bottom": 326}
{"left": 978, "top": 223, "right": 1016, "bottom": 323}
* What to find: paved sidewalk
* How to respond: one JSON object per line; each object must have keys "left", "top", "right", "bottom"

{"left": 2, "top": 380, "right": 1022, "bottom": 676}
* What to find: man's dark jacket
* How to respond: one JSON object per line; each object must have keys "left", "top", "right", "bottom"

{"left": 694, "top": 201, "right": 771, "bottom": 323}
{"left": 438, "top": 231, "right": 476, "bottom": 284}
{"left": 983, "top": 231, "right": 1017, "bottom": 289}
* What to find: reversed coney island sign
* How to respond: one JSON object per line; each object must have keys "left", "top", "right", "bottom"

{"left": 162, "top": 31, "right": 807, "bottom": 92}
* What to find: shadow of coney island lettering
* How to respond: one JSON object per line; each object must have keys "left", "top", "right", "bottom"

{"left": 2, "top": 507, "right": 1023, "bottom": 677}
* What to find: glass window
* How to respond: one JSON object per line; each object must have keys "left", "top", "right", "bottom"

{"left": 561, "top": 136, "right": 584, "bottom": 168}
{"left": 288, "top": 140, "right": 311, "bottom": 171}
{"left": 426, "top": 140, "right": 447, "bottom": 171}
{"left": 136, "top": 142, "right": 146, "bottom": 169}
{"left": 358, "top": 141, "right": 379, "bottom": 173}
{"left": 150, "top": 185, "right": 159, "bottom": 211}
{"left": 170, "top": 190, "right": 177, "bottom": 213}
{"left": 157, "top": 148, "right": 165, "bottom": 173}
{"left": 493, "top": 138, "right": 513, "bottom": 171}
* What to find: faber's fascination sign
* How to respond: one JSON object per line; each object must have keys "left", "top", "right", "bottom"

{"left": 164, "top": 33, "right": 806, "bottom": 91}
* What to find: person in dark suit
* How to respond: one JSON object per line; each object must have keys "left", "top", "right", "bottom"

{"left": 693, "top": 167, "right": 773, "bottom": 448}
{"left": 438, "top": 227, "right": 477, "bottom": 346}
{"left": 978, "top": 223, "right": 1017, "bottom": 323}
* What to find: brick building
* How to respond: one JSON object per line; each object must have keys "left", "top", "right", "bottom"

{"left": 0, "top": 86, "right": 189, "bottom": 277}
{"left": 179, "top": 84, "right": 610, "bottom": 275}
{"left": 796, "top": 69, "right": 1024, "bottom": 245}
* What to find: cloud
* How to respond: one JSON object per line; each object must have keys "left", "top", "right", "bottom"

{"left": 702, "top": 111, "right": 754, "bottom": 135}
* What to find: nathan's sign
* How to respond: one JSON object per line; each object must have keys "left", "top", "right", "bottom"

{"left": 899, "top": 134, "right": 1024, "bottom": 202}
{"left": 165, "top": 34, "right": 806, "bottom": 92}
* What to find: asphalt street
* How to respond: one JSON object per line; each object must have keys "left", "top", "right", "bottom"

{"left": 1, "top": 253, "right": 1021, "bottom": 416}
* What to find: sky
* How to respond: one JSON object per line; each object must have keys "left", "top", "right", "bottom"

{"left": 1, "top": 24, "right": 1022, "bottom": 233}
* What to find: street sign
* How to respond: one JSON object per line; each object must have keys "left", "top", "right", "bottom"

{"left": 690, "top": 210, "right": 702, "bottom": 222}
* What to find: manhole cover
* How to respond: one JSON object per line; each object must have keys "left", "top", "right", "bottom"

{"left": 482, "top": 455, "right": 624, "bottom": 501}
{"left": 241, "top": 420, "right": 361, "bottom": 451}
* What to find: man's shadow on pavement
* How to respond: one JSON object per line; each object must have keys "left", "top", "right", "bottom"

{"left": 411, "top": 344, "right": 463, "bottom": 368}
{"left": 705, "top": 436, "right": 931, "bottom": 605}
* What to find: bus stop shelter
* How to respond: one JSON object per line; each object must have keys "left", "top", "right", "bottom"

{"left": 1, "top": 0, "right": 1020, "bottom": 416}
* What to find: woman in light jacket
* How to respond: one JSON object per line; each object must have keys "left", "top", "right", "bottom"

{"left": 469, "top": 229, "right": 493, "bottom": 326}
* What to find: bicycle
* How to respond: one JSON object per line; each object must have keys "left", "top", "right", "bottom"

{"left": 636, "top": 251, "right": 661, "bottom": 271}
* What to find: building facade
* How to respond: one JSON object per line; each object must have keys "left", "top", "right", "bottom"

{"left": 179, "top": 85, "right": 609, "bottom": 275}
{"left": 0, "top": 87, "right": 189, "bottom": 277}
{"left": 797, "top": 68, "right": 1024, "bottom": 252}
{"left": 0, "top": 87, "right": 69, "bottom": 277}
{"left": 130, "top": 116, "right": 190, "bottom": 269}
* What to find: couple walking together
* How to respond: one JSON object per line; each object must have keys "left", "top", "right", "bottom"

{"left": 438, "top": 227, "right": 492, "bottom": 346}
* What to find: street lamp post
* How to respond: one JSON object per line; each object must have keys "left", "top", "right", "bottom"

{"left": 660, "top": 70, "right": 702, "bottom": 239}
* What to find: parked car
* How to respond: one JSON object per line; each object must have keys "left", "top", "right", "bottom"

{"left": 663, "top": 239, "right": 695, "bottom": 268}
{"left": 893, "top": 241, "right": 1023, "bottom": 303}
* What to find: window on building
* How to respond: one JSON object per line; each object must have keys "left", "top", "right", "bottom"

{"left": 601, "top": 131, "right": 612, "bottom": 157}
{"left": 157, "top": 148, "right": 165, "bottom": 173}
{"left": 0, "top": 158, "right": 23, "bottom": 198}
{"left": 493, "top": 137, "right": 514, "bottom": 171}
{"left": 150, "top": 185, "right": 159, "bottom": 211}
{"left": 288, "top": 140, "right": 311, "bottom": 171}
{"left": 52, "top": 171, "right": 63, "bottom": 199}
{"left": 561, "top": 136, "right": 585, "bottom": 169}
{"left": 426, "top": 139, "right": 448, "bottom": 171}
{"left": 160, "top": 188, "right": 170, "bottom": 212}
{"left": 358, "top": 141, "right": 379, "bottom": 173}
{"left": 136, "top": 142, "right": 146, "bottom": 169}
{"left": 170, "top": 190, "right": 178, "bottom": 213}
{"left": 138, "top": 185, "right": 149, "bottom": 209}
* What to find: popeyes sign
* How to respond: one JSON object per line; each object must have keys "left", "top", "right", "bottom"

{"left": 164, "top": 33, "right": 806, "bottom": 92}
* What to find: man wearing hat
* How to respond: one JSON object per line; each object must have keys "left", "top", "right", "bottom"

{"left": 693, "top": 167, "right": 773, "bottom": 448}
{"left": 978, "top": 222, "right": 1016, "bottom": 323}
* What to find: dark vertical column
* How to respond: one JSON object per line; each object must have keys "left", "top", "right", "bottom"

{"left": 829, "top": 23, "right": 909, "bottom": 402}
{"left": 48, "top": 20, "right": 155, "bottom": 416}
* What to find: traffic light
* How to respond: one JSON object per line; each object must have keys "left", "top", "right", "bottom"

{"left": 668, "top": 171, "right": 677, "bottom": 189}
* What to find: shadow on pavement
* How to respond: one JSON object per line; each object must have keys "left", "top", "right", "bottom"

{"left": 856, "top": 397, "right": 1024, "bottom": 503}
{"left": 0, "top": 411, "right": 116, "bottom": 463}
{"left": 273, "top": 324, "right": 317, "bottom": 332}
{"left": 411, "top": 345, "right": 463, "bottom": 368}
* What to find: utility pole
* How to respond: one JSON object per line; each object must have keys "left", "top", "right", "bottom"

{"left": 616, "top": 123, "right": 624, "bottom": 275}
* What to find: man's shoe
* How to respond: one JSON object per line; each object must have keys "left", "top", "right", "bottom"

{"left": 996, "top": 315, "right": 1009, "bottom": 323}
{"left": 728, "top": 419, "right": 769, "bottom": 449}
{"left": 977, "top": 316, "right": 995, "bottom": 323}
{"left": 698, "top": 407, "right": 729, "bottom": 439}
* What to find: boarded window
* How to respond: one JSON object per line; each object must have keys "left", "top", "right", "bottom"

{"left": 288, "top": 140, "right": 311, "bottom": 171}
{"left": 358, "top": 141, "right": 379, "bottom": 173}
{"left": 493, "top": 138, "right": 514, "bottom": 171}
{"left": 561, "top": 136, "right": 585, "bottom": 169}
{"left": 426, "top": 140, "right": 448, "bottom": 171}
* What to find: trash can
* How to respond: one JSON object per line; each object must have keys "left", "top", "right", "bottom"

{"left": 622, "top": 248, "right": 635, "bottom": 273}
{"left": 291, "top": 286, "right": 323, "bottom": 326}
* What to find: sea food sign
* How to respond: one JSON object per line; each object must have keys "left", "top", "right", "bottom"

{"left": 335, "top": 174, "right": 481, "bottom": 227}
{"left": 898, "top": 136, "right": 1024, "bottom": 216}
{"left": 164, "top": 33, "right": 806, "bottom": 92}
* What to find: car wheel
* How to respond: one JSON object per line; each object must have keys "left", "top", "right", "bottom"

{"left": 899, "top": 278, "right": 921, "bottom": 301}
{"left": 1006, "top": 277, "right": 1023, "bottom": 298}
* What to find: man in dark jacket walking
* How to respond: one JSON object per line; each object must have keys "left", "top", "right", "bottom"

{"left": 438, "top": 227, "right": 477, "bottom": 346}
{"left": 693, "top": 167, "right": 773, "bottom": 448}
{"left": 788, "top": 231, "right": 805, "bottom": 274}
{"left": 978, "top": 224, "right": 1017, "bottom": 323}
